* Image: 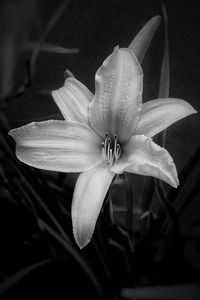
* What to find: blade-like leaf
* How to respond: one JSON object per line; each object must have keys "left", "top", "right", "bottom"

{"left": 160, "top": 144, "right": 200, "bottom": 236}
{"left": 155, "top": 178, "right": 180, "bottom": 236}
{"left": 0, "top": 0, "right": 37, "bottom": 101}
{"left": 125, "top": 173, "right": 134, "bottom": 236}
{"left": 121, "top": 283, "right": 200, "bottom": 300}
{"left": 156, "top": 4, "right": 169, "bottom": 147}
{"left": 0, "top": 259, "right": 52, "bottom": 295}
{"left": 23, "top": 42, "right": 79, "bottom": 54}
{"left": 30, "top": 0, "right": 71, "bottom": 69}
{"left": 12, "top": 0, "right": 71, "bottom": 99}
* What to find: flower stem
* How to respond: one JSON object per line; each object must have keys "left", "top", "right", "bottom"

{"left": 125, "top": 173, "right": 134, "bottom": 237}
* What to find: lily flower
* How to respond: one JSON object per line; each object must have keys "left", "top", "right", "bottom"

{"left": 9, "top": 21, "right": 197, "bottom": 249}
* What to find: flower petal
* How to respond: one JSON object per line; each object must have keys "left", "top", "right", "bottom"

{"left": 89, "top": 47, "right": 143, "bottom": 143}
{"left": 135, "top": 98, "right": 197, "bottom": 137}
{"left": 111, "top": 135, "right": 179, "bottom": 188}
{"left": 72, "top": 163, "right": 115, "bottom": 249}
{"left": 129, "top": 16, "right": 161, "bottom": 63}
{"left": 9, "top": 120, "right": 102, "bottom": 172}
{"left": 52, "top": 78, "right": 93, "bottom": 124}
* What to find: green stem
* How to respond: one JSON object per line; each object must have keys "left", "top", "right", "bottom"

{"left": 155, "top": 178, "right": 180, "bottom": 236}
{"left": 125, "top": 173, "right": 134, "bottom": 237}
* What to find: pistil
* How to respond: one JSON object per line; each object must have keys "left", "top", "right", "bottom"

{"left": 102, "top": 133, "right": 121, "bottom": 167}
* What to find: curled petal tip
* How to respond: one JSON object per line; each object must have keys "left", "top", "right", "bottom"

{"left": 73, "top": 229, "right": 91, "bottom": 249}
{"left": 51, "top": 78, "right": 92, "bottom": 124}
{"left": 193, "top": 108, "right": 198, "bottom": 114}
{"left": 112, "top": 135, "right": 179, "bottom": 188}
{"left": 113, "top": 45, "right": 119, "bottom": 52}
{"left": 166, "top": 160, "right": 179, "bottom": 188}
{"left": 8, "top": 129, "right": 14, "bottom": 138}
{"left": 171, "top": 176, "right": 179, "bottom": 189}
{"left": 153, "top": 15, "right": 161, "bottom": 21}
{"left": 185, "top": 102, "right": 198, "bottom": 115}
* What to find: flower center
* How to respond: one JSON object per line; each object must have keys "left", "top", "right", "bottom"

{"left": 102, "top": 133, "right": 121, "bottom": 167}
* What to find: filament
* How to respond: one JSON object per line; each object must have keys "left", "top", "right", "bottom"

{"left": 102, "top": 133, "right": 121, "bottom": 167}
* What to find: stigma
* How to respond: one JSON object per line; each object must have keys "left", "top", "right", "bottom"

{"left": 102, "top": 133, "right": 121, "bottom": 167}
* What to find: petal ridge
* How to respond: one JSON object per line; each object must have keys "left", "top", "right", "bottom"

{"left": 111, "top": 135, "right": 179, "bottom": 188}
{"left": 89, "top": 47, "right": 143, "bottom": 142}
{"left": 72, "top": 163, "right": 115, "bottom": 248}
{"left": 135, "top": 98, "right": 197, "bottom": 137}
{"left": 52, "top": 78, "right": 93, "bottom": 124}
{"left": 9, "top": 120, "right": 102, "bottom": 173}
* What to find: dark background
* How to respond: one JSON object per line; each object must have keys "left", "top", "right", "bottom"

{"left": 1, "top": 1, "right": 200, "bottom": 298}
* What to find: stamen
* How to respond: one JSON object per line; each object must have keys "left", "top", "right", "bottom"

{"left": 104, "top": 132, "right": 109, "bottom": 152}
{"left": 109, "top": 149, "right": 113, "bottom": 168}
{"left": 102, "top": 133, "right": 121, "bottom": 167}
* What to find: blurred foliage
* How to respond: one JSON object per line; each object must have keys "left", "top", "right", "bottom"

{"left": 0, "top": 1, "right": 200, "bottom": 300}
{"left": 0, "top": 0, "right": 38, "bottom": 102}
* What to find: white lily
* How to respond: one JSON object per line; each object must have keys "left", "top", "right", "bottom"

{"left": 9, "top": 17, "right": 197, "bottom": 249}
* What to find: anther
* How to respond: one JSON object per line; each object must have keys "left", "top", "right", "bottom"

{"left": 101, "top": 133, "right": 121, "bottom": 167}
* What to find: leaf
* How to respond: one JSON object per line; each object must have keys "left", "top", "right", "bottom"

{"left": 155, "top": 178, "right": 180, "bottom": 236}
{"left": 12, "top": 0, "right": 72, "bottom": 98}
{"left": 141, "top": 176, "right": 155, "bottom": 212}
{"left": 158, "top": 5, "right": 170, "bottom": 100}
{"left": 169, "top": 143, "right": 200, "bottom": 210}
{"left": 156, "top": 4, "right": 169, "bottom": 147}
{"left": 121, "top": 283, "right": 200, "bottom": 299}
{"left": 0, "top": 112, "right": 9, "bottom": 131}
{"left": 23, "top": 42, "right": 79, "bottom": 54}
{"left": 125, "top": 173, "right": 134, "bottom": 236}
{"left": 30, "top": 0, "right": 71, "bottom": 68}
{"left": 0, "top": 0, "right": 38, "bottom": 101}
{"left": 163, "top": 143, "right": 200, "bottom": 235}
{"left": 0, "top": 259, "right": 52, "bottom": 295}
{"left": 107, "top": 225, "right": 134, "bottom": 282}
